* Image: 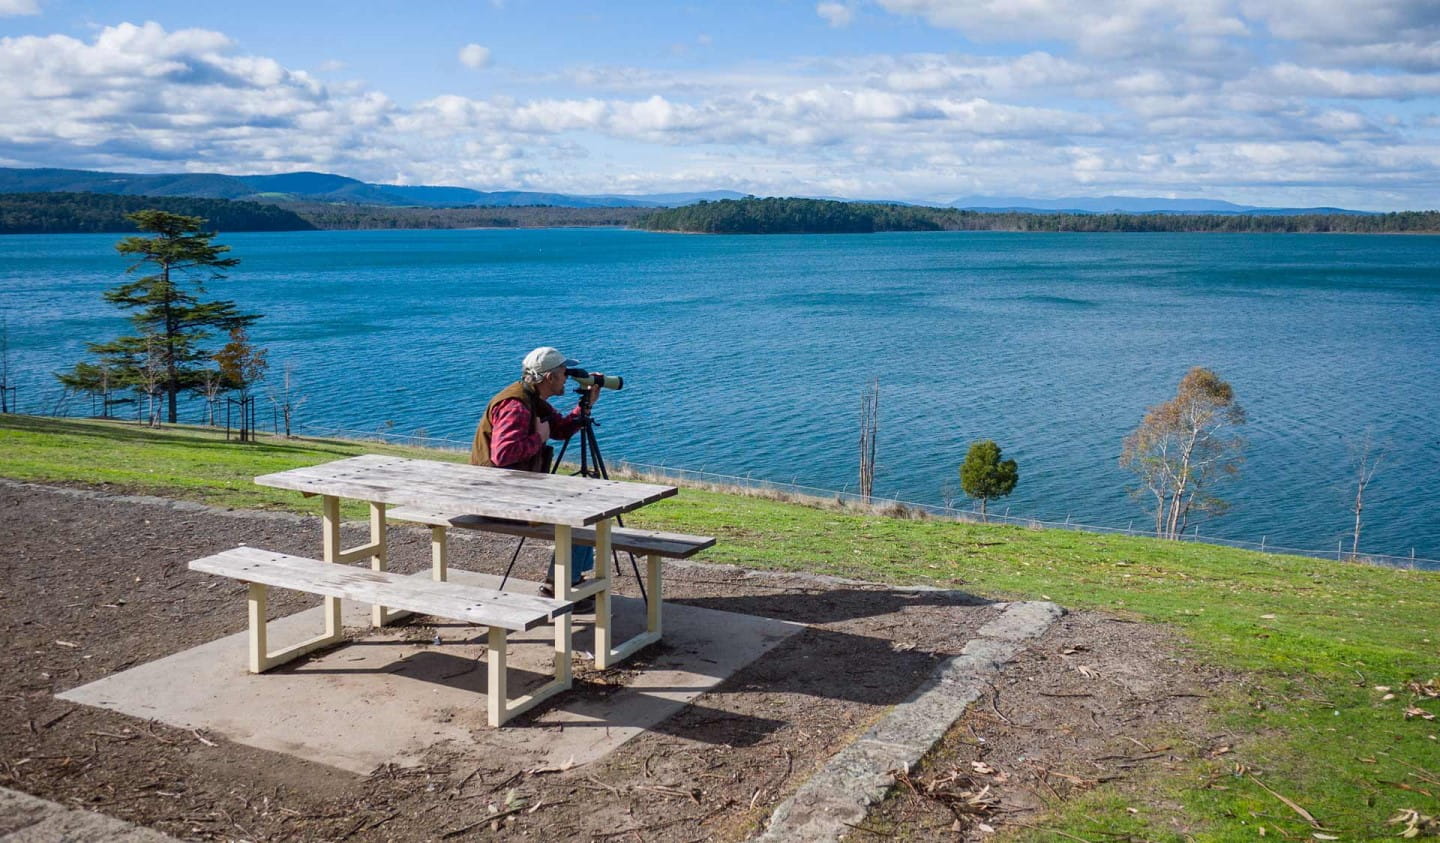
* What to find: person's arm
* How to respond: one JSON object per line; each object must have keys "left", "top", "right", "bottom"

{"left": 548, "top": 383, "right": 600, "bottom": 440}
{"left": 489, "top": 399, "right": 543, "bottom": 468}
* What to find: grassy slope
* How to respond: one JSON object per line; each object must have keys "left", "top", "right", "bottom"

{"left": 3, "top": 415, "right": 1436, "bottom": 840}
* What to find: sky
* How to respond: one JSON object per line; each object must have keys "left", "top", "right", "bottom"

{"left": 2, "top": 0, "right": 1439, "bottom": 209}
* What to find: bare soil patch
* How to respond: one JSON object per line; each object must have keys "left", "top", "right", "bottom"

{"left": 1, "top": 481, "right": 1229, "bottom": 840}
{"left": 855, "top": 613, "right": 1237, "bottom": 840}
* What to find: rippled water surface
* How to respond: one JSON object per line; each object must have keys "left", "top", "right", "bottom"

{"left": 2, "top": 228, "right": 1436, "bottom": 561}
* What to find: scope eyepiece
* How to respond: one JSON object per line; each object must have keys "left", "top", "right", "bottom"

{"left": 566, "top": 368, "right": 623, "bottom": 390}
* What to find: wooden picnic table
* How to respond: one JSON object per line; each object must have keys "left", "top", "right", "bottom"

{"left": 254, "top": 453, "right": 679, "bottom": 670}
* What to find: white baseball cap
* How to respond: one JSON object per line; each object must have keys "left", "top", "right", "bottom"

{"left": 522, "top": 346, "right": 578, "bottom": 378}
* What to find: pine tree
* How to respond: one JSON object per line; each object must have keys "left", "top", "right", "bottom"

{"left": 959, "top": 440, "right": 1019, "bottom": 520}
{"left": 59, "top": 210, "right": 259, "bottom": 423}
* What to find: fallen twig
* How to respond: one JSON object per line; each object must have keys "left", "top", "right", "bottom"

{"left": 38, "top": 709, "right": 74, "bottom": 730}
{"left": 1247, "top": 773, "right": 1322, "bottom": 829}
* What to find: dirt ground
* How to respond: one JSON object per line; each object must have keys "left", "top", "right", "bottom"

{"left": 0, "top": 481, "right": 1231, "bottom": 841}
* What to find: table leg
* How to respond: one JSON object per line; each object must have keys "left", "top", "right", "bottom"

{"left": 646, "top": 552, "right": 663, "bottom": 637}
{"left": 320, "top": 495, "right": 343, "bottom": 638}
{"left": 237, "top": 494, "right": 348, "bottom": 672}
{"left": 368, "top": 502, "right": 399, "bottom": 627}
{"left": 429, "top": 525, "right": 448, "bottom": 581}
{"left": 554, "top": 525, "right": 573, "bottom": 599}
{"left": 593, "top": 519, "right": 613, "bottom": 668}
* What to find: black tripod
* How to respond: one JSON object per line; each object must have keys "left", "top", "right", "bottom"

{"left": 497, "top": 389, "right": 648, "bottom": 601}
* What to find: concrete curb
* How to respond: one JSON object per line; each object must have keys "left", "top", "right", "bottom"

{"left": 0, "top": 787, "right": 181, "bottom": 842}
{"left": 755, "top": 600, "right": 1066, "bottom": 842}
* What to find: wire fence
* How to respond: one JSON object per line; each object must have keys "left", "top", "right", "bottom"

{"left": 289, "top": 422, "right": 1439, "bottom": 572}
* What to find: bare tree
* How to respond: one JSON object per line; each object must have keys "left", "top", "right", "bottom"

{"left": 194, "top": 368, "right": 226, "bottom": 426}
{"left": 136, "top": 335, "right": 167, "bottom": 427}
{"left": 266, "top": 360, "right": 307, "bottom": 438}
{"left": 858, "top": 379, "right": 879, "bottom": 502}
{"left": 1348, "top": 434, "right": 1386, "bottom": 559}
{"left": 1120, "top": 367, "right": 1246, "bottom": 539}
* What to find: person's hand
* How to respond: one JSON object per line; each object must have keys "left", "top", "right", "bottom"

{"left": 585, "top": 376, "right": 602, "bottom": 406}
{"left": 535, "top": 416, "right": 551, "bottom": 441}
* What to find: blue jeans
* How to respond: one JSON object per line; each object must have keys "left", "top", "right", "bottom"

{"left": 565, "top": 545, "right": 594, "bottom": 584}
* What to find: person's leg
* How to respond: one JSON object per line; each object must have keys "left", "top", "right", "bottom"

{"left": 571, "top": 544, "right": 594, "bottom": 584}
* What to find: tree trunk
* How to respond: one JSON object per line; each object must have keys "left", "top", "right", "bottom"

{"left": 162, "top": 264, "right": 179, "bottom": 423}
{"left": 1351, "top": 498, "right": 1363, "bottom": 559}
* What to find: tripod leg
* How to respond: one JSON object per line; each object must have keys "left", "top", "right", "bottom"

{"left": 583, "top": 424, "right": 648, "bottom": 601}
{"left": 497, "top": 536, "right": 527, "bottom": 591}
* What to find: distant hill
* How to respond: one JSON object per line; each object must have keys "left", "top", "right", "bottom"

{"left": 0, "top": 167, "right": 745, "bottom": 209}
{"left": 950, "top": 195, "right": 1375, "bottom": 215}
{"left": 0, "top": 192, "right": 315, "bottom": 234}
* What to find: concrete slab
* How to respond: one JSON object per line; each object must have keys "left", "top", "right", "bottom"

{"left": 59, "top": 570, "right": 801, "bottom": 775}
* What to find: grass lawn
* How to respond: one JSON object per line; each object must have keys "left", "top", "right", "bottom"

{"left": 3, "top": 414, "right": 1436, "bottom": 840}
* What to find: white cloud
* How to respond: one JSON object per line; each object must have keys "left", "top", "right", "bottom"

{"left": 1241, "top": 0, "right": 1440, "bottom": 46}
{"left": 0, "top": 0, "right": 39, "bottom": 15}
{"left": 1255, "top": 63, "right": 1440, "bottom": 99}
{"left": 817, "top": 2, "right": 853, "bottom": 27}
{"left": 874, "top": 0, "right": 1250, "bottom": 57}
{"left": 2, "top": 19, "right": 1438, "bottom": 207}
{"left": 458, "top": 43, "right": 492, "bottom": 69}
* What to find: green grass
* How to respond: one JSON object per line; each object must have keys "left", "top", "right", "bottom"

{"left": 3, "top": 414, "right": 1437, "bottom": 840}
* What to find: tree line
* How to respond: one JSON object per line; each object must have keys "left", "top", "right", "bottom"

{"left": 275, "top": 201, "right": 653, "bottom": 230}
{"left": 636, "top": 197, "right": 1440, "bottom": 234}
{"left": 0, "top": 192, "right": 314, "bottom": 234}
{"left": 12, "top": 191, "right": 1440, "bottom": 235}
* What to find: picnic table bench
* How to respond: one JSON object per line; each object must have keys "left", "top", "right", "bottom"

{"left": 387, "top": 507, "right": 714, "bottom": 663}
{"left": 189, "top": 546, "right": 573, "bottom": 726}
{"left": 186, "top": 455, "right": 705, "bottom": 728}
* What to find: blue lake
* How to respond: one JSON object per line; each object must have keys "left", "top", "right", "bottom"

{"left": 2, "top": 228, "right": 1437, "bottom": 563}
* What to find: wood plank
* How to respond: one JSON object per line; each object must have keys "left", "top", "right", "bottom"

{"left": 255, "top": 455, "right": 676, "bottom": 526}
{"left": 189, "top": 547, "right": 570, "bottom": 631}
{"left": 257, "top": 455, "right": 675, "bottom": 511}
{"left": 388, "top": 507, "right": 715, "bottom": 558}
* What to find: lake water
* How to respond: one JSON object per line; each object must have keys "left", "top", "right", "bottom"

{"left": 2, "top": 228, "right": 1437, "bottom": 563}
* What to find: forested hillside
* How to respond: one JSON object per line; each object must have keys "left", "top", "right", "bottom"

{"left": 0, "top": 193, "right": 315, "bottom": 233}
{"left": 635, "top": 197, "right": 1440, "bottom": 234}
{"left": 278, "top": 202, "right": 652, "bottom": 229}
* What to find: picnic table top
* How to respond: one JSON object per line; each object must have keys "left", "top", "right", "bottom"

{"left": 255, "top": 454, "right": 677, "bottom": 527}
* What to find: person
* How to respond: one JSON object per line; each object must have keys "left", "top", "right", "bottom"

{"left": 471, "top": 346, "right": 602, "bottom": 599}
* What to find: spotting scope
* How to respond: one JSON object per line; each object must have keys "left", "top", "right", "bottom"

{"left": 566, "top": 368, "right": 624, "bottom": 390}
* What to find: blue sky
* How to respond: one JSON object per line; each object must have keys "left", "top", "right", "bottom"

{"left": 3, "top": 0, "right": 1439, "bottom": 209}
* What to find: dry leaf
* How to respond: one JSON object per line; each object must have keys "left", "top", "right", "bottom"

{"left": 1312, "top": 834, "right": 1339, "bottom": 840}
{"left": 1376, "top": 685, "right": 1392, "bottom": 692}
{"left": 1383, "top": 693, "right": 1397, "bottom": 701}
{"left": 971, "top": 761, "right": 996, "bottom": 775}
{"left": 1077, "top": 665, "right": 1100, "bottom": 679}
{"left": 977, "top": 822, "right": 996, "bottom": 833}
{"left": 1260, "top": 614, "right": 1276, "bottom": 620}
{"left": 892, "top": 641, "right": 916, "bottom": 652}
{"left": 1404, "top": 706, "right": 1436, "bottom": 721}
